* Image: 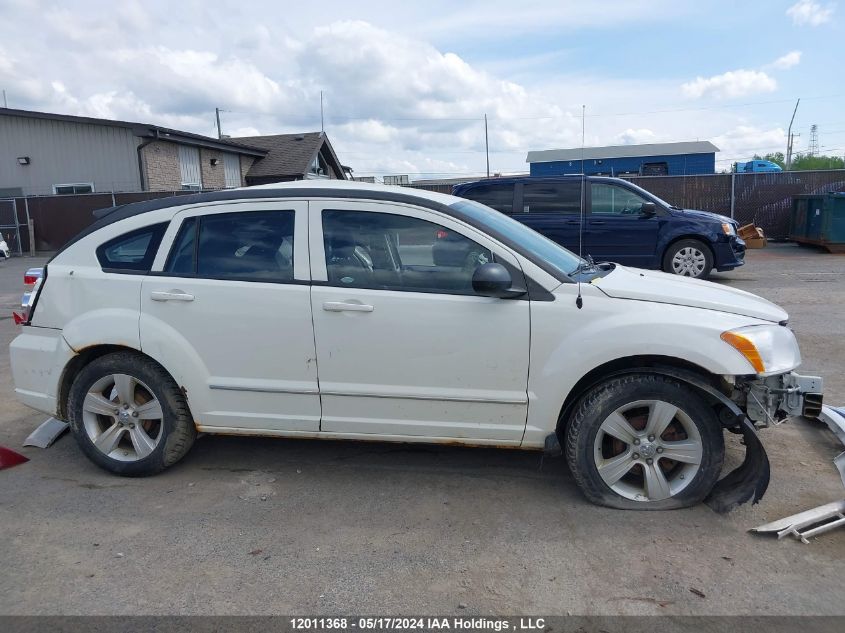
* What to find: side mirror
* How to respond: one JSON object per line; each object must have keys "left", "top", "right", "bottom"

{"left": 640, "top": 202, "right": 657, "bottom": 216}
{"left": 472, "top": 262, "right": 515, "bottom": 298}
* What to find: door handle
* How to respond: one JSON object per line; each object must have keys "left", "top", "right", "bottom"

{"left": 589, "top": 220, "right": 606, "bottom": 225}
{"left": 150, "top": 290, "right": 195, "bottom": 302}
{"left": 322, "top": 301, "right": 374, "bottom": 313}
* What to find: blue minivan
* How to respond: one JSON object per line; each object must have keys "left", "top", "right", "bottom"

{"left": 452, "top": 176, "right": 746, "bottom": 279}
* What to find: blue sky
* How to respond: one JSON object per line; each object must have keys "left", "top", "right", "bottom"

{"left": 0, "top": 0, "right": 842, "bottom": 179}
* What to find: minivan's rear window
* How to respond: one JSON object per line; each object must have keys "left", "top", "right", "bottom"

{"left": 96, "top": 223, "right": 168, "bottom": 272}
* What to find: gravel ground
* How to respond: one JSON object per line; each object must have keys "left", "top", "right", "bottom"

{"left": 0, "top": 244, "right": 843, "bottom": 616}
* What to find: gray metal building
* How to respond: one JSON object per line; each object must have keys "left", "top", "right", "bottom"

{"left": 0, "top": 108, "right": 268, "bottom": 196}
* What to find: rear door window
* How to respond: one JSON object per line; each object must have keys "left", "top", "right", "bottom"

{"left": 522, "top": 181, "right": 582, "bottom": 214}
{"left": 165, "top": 211, "right": 295, "bottom": 282}
{"left": 97, "top": 223, "right": 168, "bottom": 272}
{"left": 459, "top": 184, "right": 514, "bottom": 214}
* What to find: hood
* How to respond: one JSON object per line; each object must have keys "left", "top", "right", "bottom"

{"left": 591, "top": 265, "right": 788, "bottom": 323}
{"left": 671, "top": 207, "right": 734, "bottom": 224}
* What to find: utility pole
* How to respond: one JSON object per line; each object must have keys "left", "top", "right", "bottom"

{"left": 2, "top": 89, "right": 6, "bottom": 108}
{"left": 215, "top": 107, "right": 222, "bottom": 140}
{"left": 785, "top": 98, "right": 800, "bottom": 170}
{"left": 320, "top": 91, "right": 325, "bottom": 133}
{"left": 484, "top": 114, "right": 490, "bottom": 178}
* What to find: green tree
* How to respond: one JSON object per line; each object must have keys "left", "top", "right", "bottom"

{"left": 749, "top": 152, "right": 845, "bottom": 171}
{"left": 790, "top": 154, "right": 845, "bottom": 170}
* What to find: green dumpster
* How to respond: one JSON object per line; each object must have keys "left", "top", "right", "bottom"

{"left": 790, "top": 193, "right": 845, "bottom": 253}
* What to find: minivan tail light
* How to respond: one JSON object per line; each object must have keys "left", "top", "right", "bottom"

{"left": 24, "top": 273, "right": 40, "bottom": 285}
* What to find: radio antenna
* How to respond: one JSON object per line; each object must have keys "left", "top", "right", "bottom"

{"left": 576, "top": 104, "right": 585, "bottom": 309}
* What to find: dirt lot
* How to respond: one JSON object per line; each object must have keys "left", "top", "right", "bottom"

{"left": 0, "top": 244, "right": 843, "bottom": 616}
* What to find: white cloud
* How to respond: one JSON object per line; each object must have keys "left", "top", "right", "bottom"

{"left": 770, "top": 50, "right": 802, "bottom": 69}
{"left": 786, "top": 1, "right": 836, "bottom": 26}
{"left": 681, "top": 69, "right": 777, "bottom": 100}
{"left": 615, "top": 128, "right": 657, "bottom": 145}
{"left": 711, "top": 126, "right": 786, "bottom": 165}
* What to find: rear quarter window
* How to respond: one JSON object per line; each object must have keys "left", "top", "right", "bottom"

{"left": 96, "top": 223, "right": 168, "bottom": 273}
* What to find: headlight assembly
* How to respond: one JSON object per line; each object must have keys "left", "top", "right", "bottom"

{"left": 720, "top": 325, "right": 801, "bottom": 376}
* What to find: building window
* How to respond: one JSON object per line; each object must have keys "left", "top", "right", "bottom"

{"left": 306, "top": 152, "right": 331, "bottom": 179}
{"left": 53, "top": 183, "right": 94, "bottom": 195}
{"left": 222, "top": 152, "right": 241, "bottom": 188}
{"left": 178, "top": 145, "right": 202, "bottom": 190}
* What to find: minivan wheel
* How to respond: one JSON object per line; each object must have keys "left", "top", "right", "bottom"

{"left": 68, "top": 352, "right": 196, "bottom": 476}
{"left": 663, "top": 239, "right": 713, "bottom": 279}
{"left": 565, "top": 374, "right": 724, "bottom": 510}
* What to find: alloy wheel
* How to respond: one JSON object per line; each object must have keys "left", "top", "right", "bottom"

{"left": 81, "top": 373, "right": 164, "bottom": 462}
{"left": 593, "top": 399, "right": 703, "bottom": 502}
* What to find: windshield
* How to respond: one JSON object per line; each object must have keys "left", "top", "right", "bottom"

{"left": 449, "top": 199, "right": 584, "bottom": 278}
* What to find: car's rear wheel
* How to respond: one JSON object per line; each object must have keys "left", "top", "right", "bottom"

{"left": 68, "top": 351, "right": 196, "bottom": 476}
{"left": 565, "top": 374, "right": 724, "bottom": 510}
{"left": 663, "top": 239, "right": 713, "bottom": 279}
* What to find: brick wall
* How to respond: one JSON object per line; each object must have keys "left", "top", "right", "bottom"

{"left": 200, "top": 148, "right": 226, "bottom": 189}
{"left": 139, "top": 140, "right": 181, "bottom": 191}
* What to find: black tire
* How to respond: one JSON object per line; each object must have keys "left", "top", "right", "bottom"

{"left": 67, "top": 351, "right": 196, "bottom": 476}
{"left": 564, "top": 374, "right": 724, "bottom": 510}
{"left": 662, "top": 239, "right": 713, "bottom": 279}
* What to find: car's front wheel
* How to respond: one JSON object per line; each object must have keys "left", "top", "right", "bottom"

{"left": 68, "top": 351, "right": 196, "bottom": 476}
{"left": 565, "top": 374, "right": 724, "bottom": 509}
{"left": 663, "top": 239, "right": 713, "bottom": 279}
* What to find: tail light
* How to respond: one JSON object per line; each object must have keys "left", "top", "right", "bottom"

{"left": 436, "top": 229, "right": 449, "bottom": 239}
{"left": 0, "top": 446, "right": 29, "bottom": 470}
{"left": 16, "top": 267, "right": 44, "bottom": 326}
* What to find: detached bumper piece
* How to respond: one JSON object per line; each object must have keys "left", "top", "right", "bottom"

{"left": 752, "top": 500, "right": 845, "bottom": 544}
{"left": 705, "top": 418, "right": 770, "bottom": 514}
{"left": 23, "top": 417, "right": 69, "bottom": 449}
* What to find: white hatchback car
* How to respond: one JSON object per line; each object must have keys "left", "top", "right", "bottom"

{"left": 10, "top": 181, "right": 823, "bottom": 509}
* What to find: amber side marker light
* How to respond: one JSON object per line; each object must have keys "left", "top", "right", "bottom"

{"left": 721, "top": 331, "right": 766, "bottom": 374}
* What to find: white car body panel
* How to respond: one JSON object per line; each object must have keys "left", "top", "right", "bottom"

{"left": 521, "top": 282, "right": 780, "bottom": 446}
{"left": 308, "top": 199, "right": 530, "bottom": 440}
{"left": 9, "top": 327, "right": 75, "bottom": 413}
{"left": 593, "top": 265, "right": 788, "bottom": 323}
{"left": 140, "top": 201, "right": 320, "bottom": 432}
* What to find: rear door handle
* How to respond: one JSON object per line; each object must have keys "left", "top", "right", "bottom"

{"left": 150, "top": 290, "right": 195, "bottom": 302}
{"left": 322, "top": 301, "right": 374, "bottom": 313}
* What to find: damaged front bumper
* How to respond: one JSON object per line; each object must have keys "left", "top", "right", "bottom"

{"left": 706, "top": 370, "right": 824, "bottom": 513}
{"left": 738, "top": 371, "right": 824, "bottom": 426}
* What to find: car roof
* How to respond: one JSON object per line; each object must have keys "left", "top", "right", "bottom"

{"left": 452, "top": 175, "right": 626, "bottom": 191}
{"left": 56, "top": 181, "right": 466, "bottom": 260}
